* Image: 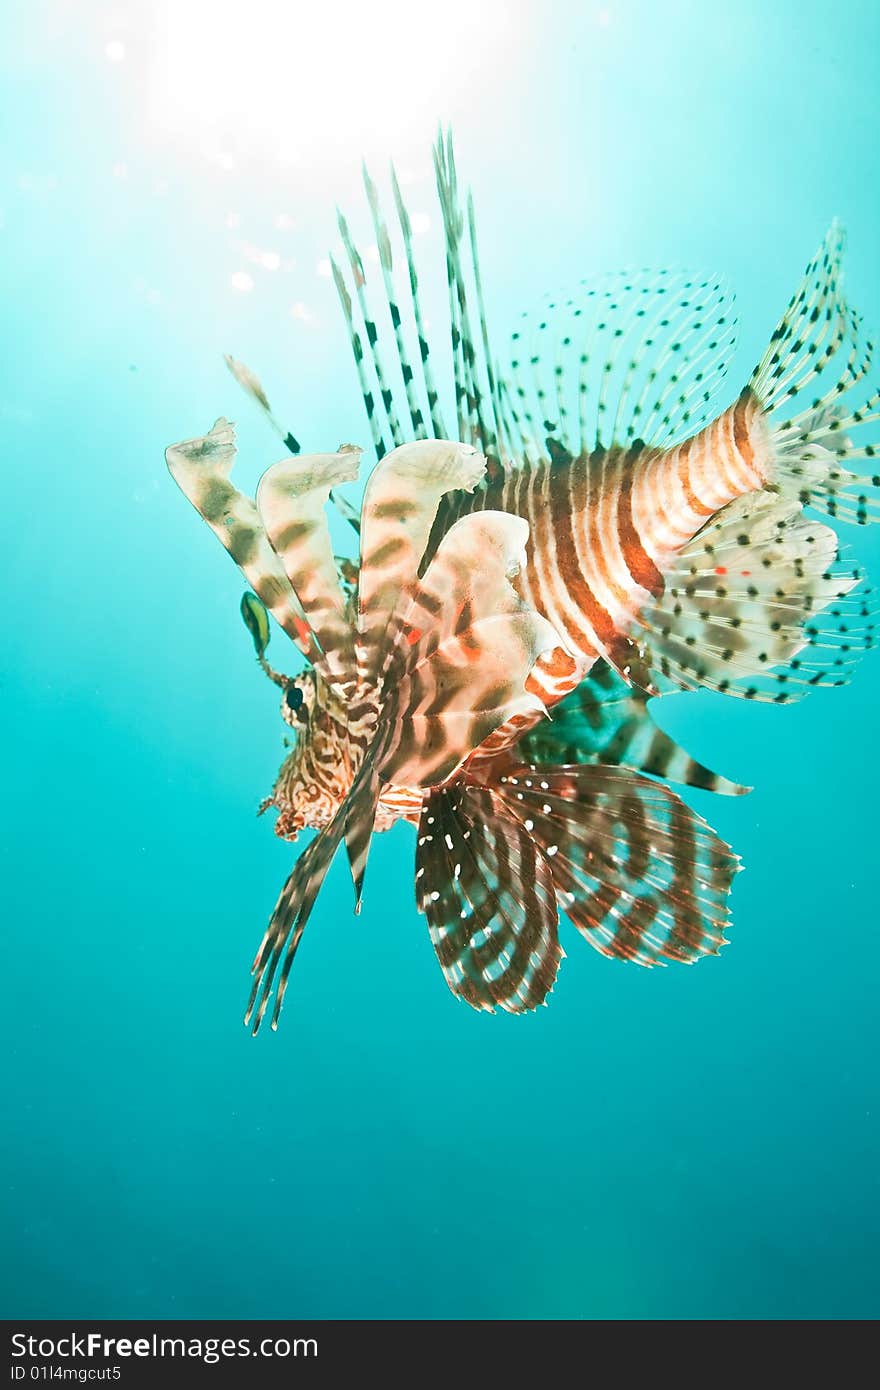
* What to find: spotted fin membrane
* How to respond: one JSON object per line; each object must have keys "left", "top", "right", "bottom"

{"left": 635, "top": 494, "right": 875, "bottom": 701}
{"left": 750, "top": 221, "right": 880, "bottom": 527}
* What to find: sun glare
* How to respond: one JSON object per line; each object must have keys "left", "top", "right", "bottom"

{"left": 146, "top": 0, "right": 525, "bottom": 168}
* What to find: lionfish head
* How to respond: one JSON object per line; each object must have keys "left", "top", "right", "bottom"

{"left": 266, "top": 671, "right": 353, "bottom": 839}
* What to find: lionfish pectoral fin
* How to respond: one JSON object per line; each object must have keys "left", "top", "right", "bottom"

{"left": 357, "top": 437, "right": 487, "bottom": 691}
{"left": 245, "top": 816, "right": 346, "bottom": 1034}
{"left": 165, "top": 419, "right": 320, "bottom": 665}
{"left": 343, "top": 761, "right": 381, "bottom": 912}
{"left": 518, "top": 659, "right": 749, "bottom": 796}
{"left": 506, "top": 264, "right": 739, "bottom": 459}
{"left": 415, "top": 783, "right": 562, "bottom": 1013}
{"left": 631, "top": 491, "right": 877, "bottom": 703}
{"left": 256, "top": 447, "right": 363, "bottom": 695}
{"left": 493, "top": 763, "right": 740, "bottom": 968}
{"left": 378, "top": 511, "right": 565, "bottom": 790}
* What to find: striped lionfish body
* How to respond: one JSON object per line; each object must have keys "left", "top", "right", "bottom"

{"left": 432, "top": 392, "right": 771, "bottom": 711}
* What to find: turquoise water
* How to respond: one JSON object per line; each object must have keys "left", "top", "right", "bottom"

{"left": 3, "top": 0, "right": 878, "bottom": 1320}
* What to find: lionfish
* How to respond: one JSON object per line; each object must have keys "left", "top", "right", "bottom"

{"left": 167, "top": 132, "right": 879, "bottom": 1030}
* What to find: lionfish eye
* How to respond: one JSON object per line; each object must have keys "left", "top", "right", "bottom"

{"left": 285, "top": 685, "right": 304, "bottom": 713}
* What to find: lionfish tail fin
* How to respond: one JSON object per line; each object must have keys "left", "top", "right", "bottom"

{"left": 493, "top": 763, "right": 740, "bottom": 968}
{"left": 750, "top": 220, "right": 880, "bottom": 526}
{"left": 621, "top": 224, "right": 880, "bottom": 704}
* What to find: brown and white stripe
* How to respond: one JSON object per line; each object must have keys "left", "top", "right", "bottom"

{"left": 416, "top": 783, "right": 563, "bottom": 1013}
{"left": 494, "top": 763, "right": 739, "bottom": 971}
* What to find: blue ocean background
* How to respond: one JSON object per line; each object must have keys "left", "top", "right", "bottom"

{"left": 3, "top": 1, "right": 878, "bottom": 1320}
